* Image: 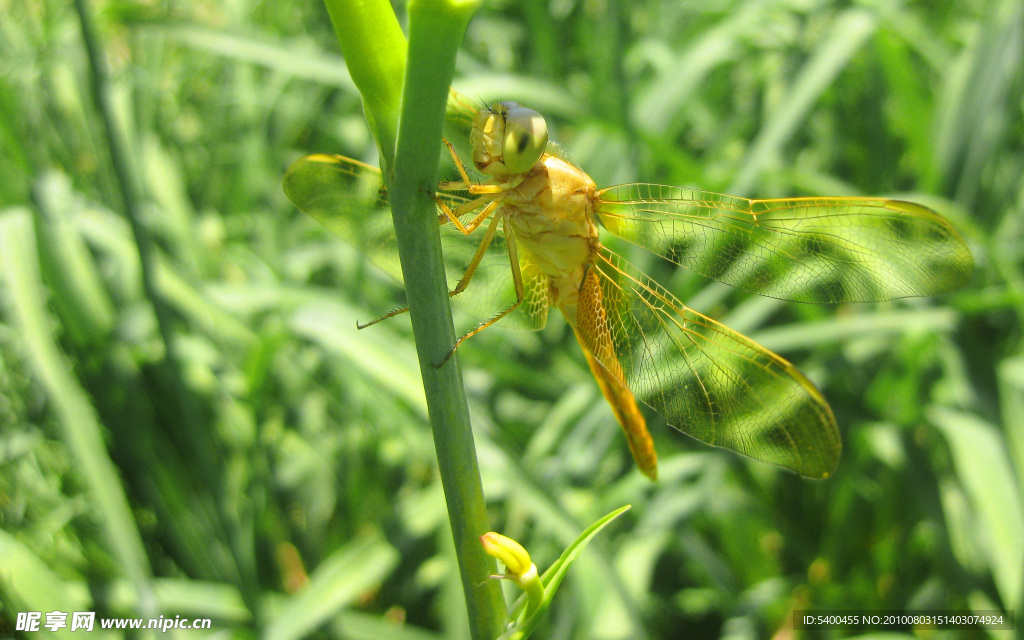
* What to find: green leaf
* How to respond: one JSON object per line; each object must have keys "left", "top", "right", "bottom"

{"left": 928, "top": 406, "right": 1024, "bottom": 610}
{"left": 31, "top": 171, "right": 115, "bottom": 348}
{"left": 321, "top": 0, "right": 408, "bottom": 165}
{"left": 498, "top": 505, "right": 631, "bottom": 640}
{"left": 261, "top": 534, "right": 399, "bottom": 640}
{"left": 999, "top": 356, "right": 1024, "bottom": 501}
{"left": 0, "top": 530, "right": 99, "bottom": 640}
{"left": 730, "top": 8, "right": 877, "bottom": 194}
{"left": 0, "top": 208, "right": 157, "bottom": 617}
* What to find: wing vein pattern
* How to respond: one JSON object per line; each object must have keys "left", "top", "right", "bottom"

{"left": 597, "top": 184, "right": 972, "bottom": 304}
{"left": 592, "top": 247, "right": 841, "bottom": 478}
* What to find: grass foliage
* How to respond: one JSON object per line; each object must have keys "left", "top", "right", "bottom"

{"left": 1, "top": 0, "right": 1023, "bottom": 638}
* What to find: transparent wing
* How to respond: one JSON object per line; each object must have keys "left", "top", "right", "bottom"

{"left": 590, "top": 247, "right": 841, "bottom": 478}
{"left": 282, "top": 154, "right": 545, "bottom": 330}
{"left": 283, "top": 154, "right": 404, "bottom": 280}
{"left": 597, "top": 185, "right": 973, "bottom": 303}
{"left": 444, "top": 88, "right": 482, "bottom": 163}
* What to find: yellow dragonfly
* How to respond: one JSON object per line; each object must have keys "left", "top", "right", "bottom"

{"left": 283, "top": 91, "right": 972, "bottom": 481}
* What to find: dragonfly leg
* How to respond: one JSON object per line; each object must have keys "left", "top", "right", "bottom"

{"left": 447, "top": 211, "right": 503, "bottom": 298}
{"left": 357, "top": 305, "right": 410, "bottom": 329}
{"left": 359, "top": 211, "right": 503, "bottom": 331}
{"left": 433, "top": 138, "right": 508, "bottom": 235}
{"left": 438, "top": 138, "right": 504, "bottom": 197}
{"left": 435, "top": 193, "right": 502, "bottom": 236}
{"left": 434, "top": 218, "right": 526, "bottom": 367}
{"left": 442, "top": 137, "right": 475, "bottom": 189}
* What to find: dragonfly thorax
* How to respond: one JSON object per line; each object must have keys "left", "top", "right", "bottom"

{"left": 503, "top": 154, "right": 600, "bottom": 306}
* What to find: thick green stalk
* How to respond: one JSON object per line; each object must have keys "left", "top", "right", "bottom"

{"left": 322, "top": 0, "right": 504, "bottom": 637}
{"left": 321, "top": 0, "right": 407, "bottom": 166}
{"left": 390, "top": 3, "right": 506, "bottom": 637}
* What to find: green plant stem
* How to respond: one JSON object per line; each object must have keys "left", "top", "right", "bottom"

{"left": 321, "top": 0, "right": 407, "bottom": 167}
{"left": 320, "top": 1, "right": 503, "bottom": 635}
{"left": 390, "top": 2, "right": 505, "bottom": 638}
{"left": 73, "top": 0, "right": 168, "bottom": 375}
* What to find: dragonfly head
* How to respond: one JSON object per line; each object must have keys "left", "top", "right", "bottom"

{"left": 471, "top": 101, "right": 548, "bottom": 176}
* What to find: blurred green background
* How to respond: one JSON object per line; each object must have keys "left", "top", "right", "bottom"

{"left": 1, "top": 0, "right": 1022, "bottom": 639}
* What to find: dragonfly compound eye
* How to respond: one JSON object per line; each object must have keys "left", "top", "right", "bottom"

{"left": 501, "top": 104, "right": 548, "bottom": 174}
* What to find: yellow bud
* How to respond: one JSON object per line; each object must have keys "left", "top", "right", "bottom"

{"left": 480, "top": 531, "right": 532, "bottom": 575}
{"left": 480, "top": 531, "right": 545, "bottom": 616}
